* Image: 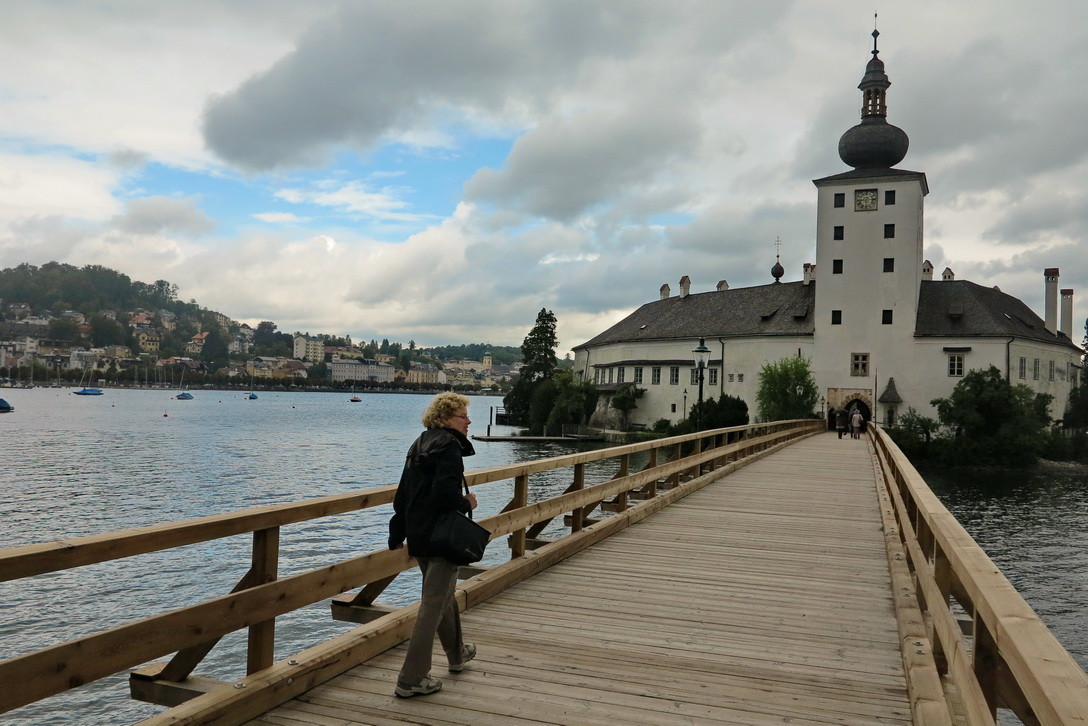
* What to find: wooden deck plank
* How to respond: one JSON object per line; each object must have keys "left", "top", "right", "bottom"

{"left": 248, "top": 433, "right": 912, "bottom": 725}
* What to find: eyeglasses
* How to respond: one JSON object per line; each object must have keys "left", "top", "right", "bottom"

{"left": 451, "top": 414, "right": 471, "bottom": 421}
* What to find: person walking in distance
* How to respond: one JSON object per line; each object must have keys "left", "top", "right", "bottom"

{"left": 388, "top": 392, "right": 478, "bottom": 698}
{"left": 850, "top": 408, "right": 864, "bottom": 439}
{"left": 835, "top": 407, "right": 849, "bottom": 439}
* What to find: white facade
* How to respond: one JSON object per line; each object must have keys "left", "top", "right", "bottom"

{"left": 573, "top": 40, "right": 1083, "bottom": 429}
{"left": 293, "top": 335, "right": 325, "bottom": 362}
{"left": 328, "top": 358, "right": 395, "bottom": 384}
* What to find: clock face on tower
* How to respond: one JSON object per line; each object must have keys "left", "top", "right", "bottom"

{"left": 854, "top": 188, "right": 878, "bottom": 211}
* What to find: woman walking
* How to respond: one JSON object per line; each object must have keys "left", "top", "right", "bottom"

{"left": 388, "top": 392, "right": 478, "bottom": 697}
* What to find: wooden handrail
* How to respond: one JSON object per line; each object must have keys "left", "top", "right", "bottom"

{"left": 869, "top": 425, "right": 1088, "bottom": 725}
{"left": 0, "top": 421, "right": 795, "bottom": 582}
{"left": 0, "top": 420, "right": 821, "bottom": 716}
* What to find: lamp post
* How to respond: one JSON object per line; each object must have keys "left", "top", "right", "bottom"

{"left": 683, "top": 388, "right": 688, "bottom": 419}
{"left": 692, "top": 337, "right": 711, "bottom": 430}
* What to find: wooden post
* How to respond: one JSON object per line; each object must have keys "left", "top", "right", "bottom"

{"left": 973, "top": 619, "right": 1000, "bottom": 719}
{"left": 247, "top": 527, "right": 279, "bottom": 674}
{"left": 570, "top": 463, "right": 585, "bottom": 532}
{"left": 509, "top": 474, "right": 528, "bottom": 558}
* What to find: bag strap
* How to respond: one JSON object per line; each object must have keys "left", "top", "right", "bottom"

{"left": 462, "top": 476, "right": 474, "bottom": 520}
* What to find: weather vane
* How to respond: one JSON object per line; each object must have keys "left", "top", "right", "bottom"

{"left": 774, "top": 236, "right": 782, "bottom": 261}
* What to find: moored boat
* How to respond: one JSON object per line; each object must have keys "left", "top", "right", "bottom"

{"left": 73, "top": 388, "right": 104, "bottom": 396}
{"left": 0, "top": 398, "right": 13, "bottom": 412}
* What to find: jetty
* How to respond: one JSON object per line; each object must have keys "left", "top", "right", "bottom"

{"left": 1, "top": 420, "right": 1087, "bottom": 724}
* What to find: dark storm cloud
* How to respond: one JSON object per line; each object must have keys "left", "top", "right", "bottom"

{"left": 202, "top": 1, "right": 656, "bottom": 171}
{"left": 201, "top": 0, "right": 789, "bottom": 173}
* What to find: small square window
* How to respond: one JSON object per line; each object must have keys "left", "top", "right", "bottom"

{"left": 883, "top": 258, "right": 895, "bottom": 272}
{"left": 831, "top": 310, "right": 842, "bottom": 325}
{"left": 737, "top": 373, "right": 744, "bottom": 382}
{"left": 832, "top": 259, "right": 844, "bottom": 274}
{"left": 949, "top": 354, "right": 964, "bottom": 377}
{"left": 851, "top": 353, "right": 870, "bottom": 376}
{"left": 728, "top": 373, "right": 735, "bottom": 382}
{"left": 884, "top": 223, "right": 895, "bottom": 238}
{"left": 833, "top": 226, "right": 844, "bottom": 240}
{"left": 671, "top": 403, "right": 676, "bottom": 413}
{"left": 833, "top": 193, "right": 845, "bottom": 208}
{"left": 884, "top": 190, "right": 896, "bottom": 205}
{"left": 882, "top": 310, "right": 893, "bottom": 325}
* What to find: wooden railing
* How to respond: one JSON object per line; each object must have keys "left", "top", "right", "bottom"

{"left": 0, "top": 419, "right": 821, "bottom": 723}
{"left": 869, "top": 425, "right": 1088, "bottom": 725}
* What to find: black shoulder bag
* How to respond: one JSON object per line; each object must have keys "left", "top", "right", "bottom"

{"left": 429, "top": 479, "right": 490, "bottom": 565}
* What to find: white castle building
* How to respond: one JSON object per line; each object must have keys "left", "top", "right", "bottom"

{"left": 573, "top": 32, "right": 1083, "bottom": 428}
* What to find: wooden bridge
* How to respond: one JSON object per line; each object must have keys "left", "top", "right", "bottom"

{"left": 2, "top": 421, "right": 1087, "bottom": 724}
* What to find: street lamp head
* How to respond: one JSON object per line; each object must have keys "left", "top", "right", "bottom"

{"left": 795, "top": 385, "right": 804, "bottom": 396}
{"left": 692, "top": 337, "right": 711, "bottom": 369}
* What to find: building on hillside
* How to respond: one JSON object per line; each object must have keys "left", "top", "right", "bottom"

{"left": 186, "top": 331, "right": 208, "bottom": 355}
{"left": 406, "top": 363, "right": 443, "bottom": 385}
{"left": 133, "top": 329, "right": 161, "bottom": 354}
{"left": 573, "top": 32, "right": 1083, "bottom": 429}
{"left": 293, "top": 334, "right": 325, "bottom": 362}
{"left": 328, "top": 358, "right": 395, "bottom": 384}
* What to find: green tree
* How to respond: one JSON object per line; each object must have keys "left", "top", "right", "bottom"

{"left": 755, "top": 356, "right": 818, "bottom": 422}
{"left": 609, "top": 383, "right": 645, "bottom": 429}
{"left": 545, "top": 370, "right": 598, "bottom": 432}
{"left": 503, "top": 308, "right": 559, "bottom": 425}
{"left": 930, "top": 366, "right": 1052, "bottom": 467}
{"left": 200, "top": 327, "right": 229, "bottom": 368}
{"left": 690, "top": 393, "right": 750, "bottom": 431}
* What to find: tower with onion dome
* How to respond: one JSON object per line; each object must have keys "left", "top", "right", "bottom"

{"left": 810, "top": 28, "right": 929, "bottom": 421}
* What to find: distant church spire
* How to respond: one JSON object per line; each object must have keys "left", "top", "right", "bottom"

{"left": 837, "top": 21, "right": 909, "bottom": 169}
{"left": 771, "top": 237, "right": 785, "bottom": 283}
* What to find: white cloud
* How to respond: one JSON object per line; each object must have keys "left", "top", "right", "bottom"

{"left": 0, "top": 0, "right": 1086, "bottom": 351}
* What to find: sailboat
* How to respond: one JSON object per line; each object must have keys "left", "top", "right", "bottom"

{"left": 246, "top": 373, "right": 257, "bottom": 399}
{"left": 175, "top": 367, "right": 193, "bottom": 400}
{"left": 349, "top": 382, "right": 361, "bottom": 402}
{"left": 73, "top": 368, "right": 103, "bottom": 396}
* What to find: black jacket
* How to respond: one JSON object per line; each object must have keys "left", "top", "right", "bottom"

{"left": 388, "top": 427, "right": 475, "bottom": 557}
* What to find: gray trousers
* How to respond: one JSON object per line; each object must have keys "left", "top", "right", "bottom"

{"left": 397, "top": 556, "right": 463, "bottom": 685}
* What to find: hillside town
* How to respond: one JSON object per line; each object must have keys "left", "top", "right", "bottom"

{"left": 0, "top": 302, "right": 521, "bottom": 391}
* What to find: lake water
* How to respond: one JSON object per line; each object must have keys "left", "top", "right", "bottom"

{"left": 1, "top": 387, "right": 1085, "bottom": 724}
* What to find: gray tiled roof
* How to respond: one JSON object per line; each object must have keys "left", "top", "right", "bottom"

{"left": 915, "top": 280, "right": 1082, "bottom": 351}
{"left": 574, "top": 281, "right": 816, "bottom": 350}
{"left": 575, "top": 278, "right": 1083, "bottom": 353}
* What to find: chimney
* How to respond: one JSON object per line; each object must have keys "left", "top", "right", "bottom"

{"left": 679, "top": 275, "right": 691, "bottom": 298}
{"left": 1044, "top": 268, "right": 1059, "bottom": 334}
{"left": 1061, "top": 288, "right": 1074, "bottom": 339}
{"left": 922, "top": 260, "right": 933, "bottom": 281}
{"left": 716, "top": 280, "right": 729, "bottom": 291}
{"left": 659, "top": 283, "right": 671, "bottom": 300}
{"left": 942, "top": 267, "right": 955, "bottom": 281}
{"left": 802, "top": 263, "right": 813, "bottom": 285}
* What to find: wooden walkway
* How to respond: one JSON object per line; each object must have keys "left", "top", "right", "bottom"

{"left": 248, "top": 432, "right": 911, "bottom": 726}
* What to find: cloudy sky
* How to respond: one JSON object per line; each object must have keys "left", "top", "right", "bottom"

{"left": 1, "top": 1, "right": 1086, "bottom": 355}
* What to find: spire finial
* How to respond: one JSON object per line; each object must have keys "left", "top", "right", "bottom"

{"left": 770, "top": 237, "right": 785, "bottom": 283}
{"left": 872, "top": 13, "right": 880, "bottom": 56}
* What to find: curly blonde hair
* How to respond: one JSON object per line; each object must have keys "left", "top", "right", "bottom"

{"left": 421, "top": 392, "right": 471, "bottom": 429}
